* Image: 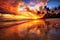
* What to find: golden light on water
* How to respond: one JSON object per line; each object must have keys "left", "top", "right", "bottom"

{"left": 0, "top": 18, "right": 48, "bottom": 39}
{"left": 3, "top": 19, "right": 46, "bottom": 38}
{"left": 16, "top": 20, "right": 46, "bottom": 37}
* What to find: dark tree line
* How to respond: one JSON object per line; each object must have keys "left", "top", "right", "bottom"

{"left": 44, "top": 5, "right": 60, "bottom": 18}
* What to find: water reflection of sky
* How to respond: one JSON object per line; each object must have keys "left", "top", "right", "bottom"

{"left": 0, "top": 19, "right": 60, "bottom": 40}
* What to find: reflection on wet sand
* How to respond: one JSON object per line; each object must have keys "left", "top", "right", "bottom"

{"left": 15, "top": 20, "right": 47, "bottom": 38}
{"left": 0, "top": 19, "right": 60, "bottom": 40}
{"left": 0, "top": 19, "right": 47, "bottom": 40}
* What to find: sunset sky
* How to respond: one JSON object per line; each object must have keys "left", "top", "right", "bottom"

{"left": 22, "top": 0, "right": 60, "bottom": 9}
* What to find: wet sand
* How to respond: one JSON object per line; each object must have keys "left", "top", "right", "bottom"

{"left": 0, "top": 18, "right": 60, "bottom": 40}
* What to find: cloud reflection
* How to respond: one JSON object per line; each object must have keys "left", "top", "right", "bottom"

{"left": 0, "top": 19, "right": 47, "bottom": 40}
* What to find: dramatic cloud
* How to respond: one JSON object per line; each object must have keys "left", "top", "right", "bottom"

{"left": 36, "top": 0, "right": 48, "bottom": 6}
{"left": 0, "top": 0, "right": 23, "bottom": 14}
{"left": 28, "top": 0, "right": 48, "bottom": 11}
{"left": 0, "top": 0, "right": 48, "bottom": 14}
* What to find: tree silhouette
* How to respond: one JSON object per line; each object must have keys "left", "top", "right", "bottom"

{"left": 54, "top": 7, "right": 57, "bottom": 10}
{"left": 58, "top": 5, "right": 60, "bottom": 9}
{"left": 44, "top": 6, "right": 50, "bottom": 11}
